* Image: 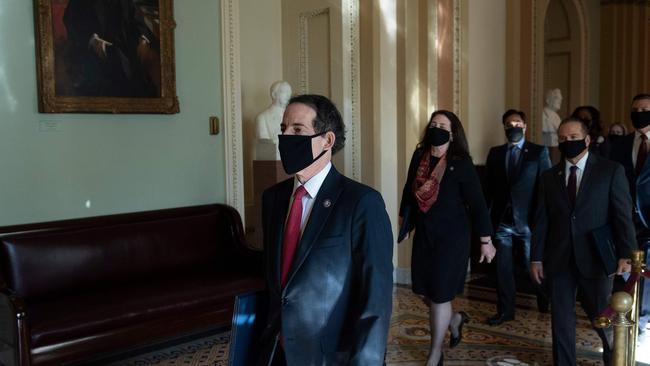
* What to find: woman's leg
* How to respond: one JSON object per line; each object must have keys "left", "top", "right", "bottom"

{"left": 426, "top": 300, "right": 452, "bottom": 366}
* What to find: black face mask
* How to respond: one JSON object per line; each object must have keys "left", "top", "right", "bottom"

{"left": 558, "top": 139, "right": 587, "bottom": 159}
{"left": 505, "top": 127, "right": 524, "bottom": 143}
{"left": 278, "top": 132, "right": 328, "bottom": 174}
{"left": 426, "top": 127, "right": 451, "bottom": 146}
{"left": 608, "top": 134, "right": 624, "bottom": 144}
{"left": 631, "top": 111, "right": 650, "bottom": 130}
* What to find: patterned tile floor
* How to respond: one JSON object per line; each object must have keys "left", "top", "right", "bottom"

{"left": 106, "top": 282, "right": 648, "bottom": 365}
{"left": 387, "top": 285, "right": 603, "bottom": 365}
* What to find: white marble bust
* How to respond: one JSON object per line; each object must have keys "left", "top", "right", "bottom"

{"left": 255, "top": 81, "right": 292, "bottom": 160}
{"left": 542, "top": 88, "right": 562, "bottom": 147}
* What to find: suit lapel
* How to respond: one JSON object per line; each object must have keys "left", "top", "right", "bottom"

{"left": 283, "top": 167, "right": 344, "bottom": 291}
{"left": 494, "top": 144, "right": 507, "bottom": 179}
{"left": 272, "top": 180, "right": 294, "bottom": 292}
{"left": 575, "top": 154, "right": 596, "bottom": 209}
{"left": 554, "top": 160, "right": 572, "bottom": 210}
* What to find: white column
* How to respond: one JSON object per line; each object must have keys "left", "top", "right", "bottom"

{"left": 373, "top": 0, "right": 399, "bottom": 270}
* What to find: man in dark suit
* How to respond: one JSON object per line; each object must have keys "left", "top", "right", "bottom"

{"left": 485, "top": 109, "right": 552, "bottom": 326}
{"left": 258, "top": 94, "right": 393, "bottom": 365}
{"left": 608, "top": 93, "right": 650, "bottom": 337}
{"left": 531, "top": 118, "right": 636, "bottom": 366}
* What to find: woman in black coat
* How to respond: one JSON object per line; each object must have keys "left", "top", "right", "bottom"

{"left": 399, "top": 110, "right": 495, "bottom": 366}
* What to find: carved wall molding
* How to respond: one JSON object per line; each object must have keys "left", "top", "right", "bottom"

{"left": 298, "top": 7, "right": 330, "bottom": 94}
{"left": 453, "top": 0, "right": 461, "bottom": 115}
{"left": 343, "top": 0, "right": 361, "bottom": 180}
{"left": 221, "top": 0, "right": 245, "bottom": 221}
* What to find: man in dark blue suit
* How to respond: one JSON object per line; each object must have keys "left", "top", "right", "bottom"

{"left": 484, "top": 109, "right": 552, "bottom": 326}
{"left": 608, "top": 93, "right": 650, "bottom": 336}
{"left": 258, "top": 95, "right": 393, "bottom": 365}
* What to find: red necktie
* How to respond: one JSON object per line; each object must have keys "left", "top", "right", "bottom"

{"left": 281, "top": 186, "right": 308, "bottom": 287}
{"left": 568, "top": 165, "right": 577, "bottom": 207}
{"left": 636, "top": 135, "right": 648, "bottom": 176}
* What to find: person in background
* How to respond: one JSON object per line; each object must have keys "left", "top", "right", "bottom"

{"left": 531, "top": 117, "right": 636, "bottom": 366}
{"left": 484, "top": 109, "right": 552, "bottom": 326}
{"left": 608, "top": 122, "right": 627, "bottom": 137}
{"left": 608, "top": 93, "right": 650, "bottom": 340}
{"left": 399, "top": 110, "right": 496, "bottom": 366}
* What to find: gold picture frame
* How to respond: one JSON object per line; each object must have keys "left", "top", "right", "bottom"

{"left": 34, "top": 0, "right": 179, "bottom": 114}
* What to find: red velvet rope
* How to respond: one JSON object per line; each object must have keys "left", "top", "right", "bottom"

{"left": 598, "top": 269, "right": 648, "bottom": 320}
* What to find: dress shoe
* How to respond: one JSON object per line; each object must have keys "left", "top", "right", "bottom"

{"left": 487, "top": 313, "right": 514, "bottom": 326}
{"left": 449, "top": 311, "right": 470, "bottom": 348}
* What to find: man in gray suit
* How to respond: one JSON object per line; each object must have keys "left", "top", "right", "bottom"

{"left": 531, "top": 117, "right": 637, "bottom": 366}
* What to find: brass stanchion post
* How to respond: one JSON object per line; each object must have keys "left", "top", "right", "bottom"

{"left": 628, "top": 249, "right": 646, "bottom": 364}
{"left": 609, "top": 292, "right": 633, "bottom": 366}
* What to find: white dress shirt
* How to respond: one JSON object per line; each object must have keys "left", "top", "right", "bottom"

{"left": 564, "top": 151, "right": 589, "bottom": 193}
{"left": 632, "top": 130, "right": 650, "bottom": 167}
{"left": 288, "top": 162, "right": 332, "bottom": 235}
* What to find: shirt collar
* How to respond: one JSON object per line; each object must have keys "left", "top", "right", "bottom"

{"left": 635, "top": 130, "right": 650, "bottom": 140}
{"left": 293, "top": 162, "right": 332, "bottom": 199}
{"left": 565, "top": 151, "right": 589, "bottom": 171}
{"left": 509, "top": 138, "right": 525, "bottom": 150}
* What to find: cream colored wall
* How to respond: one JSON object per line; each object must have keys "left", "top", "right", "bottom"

{"left": 465, "top": 0, "right": 507, "bottom": 164}
{"left": 239, "top": 0, "right": 284, "bottom": 212}
{"left": 585, "top": 0, "right": 600, "bottom": 107}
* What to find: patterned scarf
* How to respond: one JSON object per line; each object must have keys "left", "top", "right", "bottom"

{"left": 413, "top": 152, "right": 447, "bottom": 213}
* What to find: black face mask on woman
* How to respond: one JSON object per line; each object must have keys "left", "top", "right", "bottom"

{"left": 426, "top": 127, "right": 451, "bottom": 146}
{"left": 278, "top": 132, "right": 328, "bottom": 174}
{"left": 558, "top": 139, "right": 587, "bottom": 159}
{"left": 631, "top": 111, "right": 650, "bottom": 130}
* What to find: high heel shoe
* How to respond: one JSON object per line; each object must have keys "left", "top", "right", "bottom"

{"left": 449, "top": 311, "right": 469, "bottom": 348}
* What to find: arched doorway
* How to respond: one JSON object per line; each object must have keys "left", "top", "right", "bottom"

{"left": 543, "top": 0, "right": 588, "bottom": 119}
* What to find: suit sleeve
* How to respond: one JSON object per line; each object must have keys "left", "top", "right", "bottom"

{"left": 530, "top": 147, "right": 552, "bottom": 224}
{"left": 609, "top": 164, "right": 638, "bottom": 258}
{"left": 63, "top": 0, "right": 98, "bottom": 47}
{"left": 531, "top": 175, "right": 548, "bottom": 262}
{"left": 538, "top": 147, "right": 552, "bottom": 173}
{"left": 483, "top": 149, "right": 495, "bottom": 211}
{"left": 459, "top": 159, "right": 492, "bottom": 237}
{"left": 399, "top": 149, "right": 420, "bottom": 217}
{"left": 348, "top": 190, "right": 394, "bottom": 366}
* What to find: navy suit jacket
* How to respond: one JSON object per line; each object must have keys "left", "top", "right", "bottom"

{"left": 609, "top": 133, "right": 650, "bottom": 228}
{"left": 259, "top": 166, "right": 393, "bottom": 366}
{"left": 484, "top": 141, "right": 551, "bottom": 232}
{"left": 531, "top": 154, "right": 637, "bottom": 278}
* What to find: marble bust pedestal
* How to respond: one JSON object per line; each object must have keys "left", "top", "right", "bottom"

{"left": 252, "top": 159, "right": 290, "bottom": 248}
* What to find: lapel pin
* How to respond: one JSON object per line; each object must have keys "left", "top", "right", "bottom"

{"left": 323, "top": 199, "right": 332, "bottom": 208}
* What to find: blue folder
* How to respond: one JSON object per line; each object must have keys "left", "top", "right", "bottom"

{"left": 228, "top": 290, "right": 268, "bottom": 366}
